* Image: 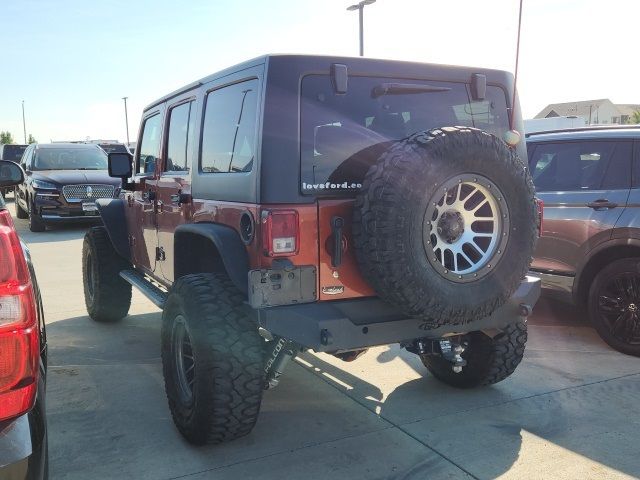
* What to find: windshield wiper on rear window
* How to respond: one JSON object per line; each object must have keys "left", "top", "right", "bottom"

{"left": 371, "top": 83, "right": 451, "bottom": 98}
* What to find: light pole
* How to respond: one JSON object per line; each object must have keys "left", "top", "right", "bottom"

{"left": 122, "top": 97, "right": 130, "bottom": 145}
{"left": 347, "top": 0, "right": 376, "bottom": 57}
{"left": 21, "top": 100, "right": 27, "bottom": 143}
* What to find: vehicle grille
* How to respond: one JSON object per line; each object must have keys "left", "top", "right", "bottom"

{"left": 62, "top": 184, "right": 115, "bottom": 202}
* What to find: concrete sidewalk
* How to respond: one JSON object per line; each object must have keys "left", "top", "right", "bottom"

{"left": 11, "top": 199, "right": 640, "bottom": 480}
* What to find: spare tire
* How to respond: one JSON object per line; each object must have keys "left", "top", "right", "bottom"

{"left": 352, "top": 126, "right": 536, "bottom": 326}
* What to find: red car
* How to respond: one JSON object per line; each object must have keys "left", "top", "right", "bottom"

{"left": 0, "top": 160, "right": 48, "bottom": 479}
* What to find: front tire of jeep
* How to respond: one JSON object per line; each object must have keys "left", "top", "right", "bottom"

{"left": 353, "top": 126, "right": 537, "bottom": 326}
{"left": 82, "top": 226, "right": 132, "bottom": 322}
{"left": 421, "top": 321, "right": 527, "bottom": 388}
{"left": 161, "top": 273, "right": 265, "bottom": 445}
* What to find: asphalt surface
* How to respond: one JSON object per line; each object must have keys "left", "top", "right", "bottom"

{"left": 9, "top": 198, "right": 640, "bottom": 480}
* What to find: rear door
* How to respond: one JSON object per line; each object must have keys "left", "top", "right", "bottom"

{"left": 529, "top": 139, "right": 632, "bottom": 274}
{"left": 156, "top": 97, "right": 197, "bottom": 282}
{"left": 612, "top": 140, "right": 640, "bottom": 240}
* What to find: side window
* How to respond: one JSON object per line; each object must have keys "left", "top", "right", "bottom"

{"left": 529, "top": 141, "right": 631, "bottom": 192}
{"left": 137, "top": 113, "right": 162, "bottom": 174}
{"left": 165, "top": 101, "right": 195, "bottom": 173}
{"left": 200, "top": 79, "right": 259, "bottom": 173}
{"left": 634, "top": 142, "right": 640, "bottom": 188}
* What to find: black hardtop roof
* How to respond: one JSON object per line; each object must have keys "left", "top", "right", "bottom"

{"left": 526, "top": 125, "right": 640, "bottom": 142}
{"left": 144, "top": 54, "right": 515, "bottom": 112}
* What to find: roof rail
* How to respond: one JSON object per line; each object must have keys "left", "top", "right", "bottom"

{"left": 525, "top": 124, "right": 640, "bottom": 138}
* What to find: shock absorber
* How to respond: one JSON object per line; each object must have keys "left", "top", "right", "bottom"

{"left": 264, "top": 337, "right": 301, "bottom": 389}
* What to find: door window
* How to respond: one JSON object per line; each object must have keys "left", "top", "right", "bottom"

{"left": 165, "top": 101, "right": 195, "bottom": 173}
{"left": 200, "top": 79, "right": 259, "bottom": 173}
{"left": 137, "top": 113, "right": 162, "bottom": 174}
{"left": 529, "top": 141, "right": 632, "bottom": 192}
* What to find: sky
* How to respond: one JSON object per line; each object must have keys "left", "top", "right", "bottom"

{"left": 1, "top": 0, "right": 638, "bottom": 143}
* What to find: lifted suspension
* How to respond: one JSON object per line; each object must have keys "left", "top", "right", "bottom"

{"left": 263, "top": 336, "right": 302, "bottom": 389}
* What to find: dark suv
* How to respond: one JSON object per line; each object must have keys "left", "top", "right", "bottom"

{"left": 83, "top": 55, "right": 540, "bottom": 446}
{"left": 528, "top": 126, "right": 640, "bottom": 356}
{"left": 15, "top": 143, "right": 121, "bottom": 232}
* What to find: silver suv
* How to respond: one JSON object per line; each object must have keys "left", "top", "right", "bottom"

{"left": 527, "top": 126, "right": 640, "bottom": 356}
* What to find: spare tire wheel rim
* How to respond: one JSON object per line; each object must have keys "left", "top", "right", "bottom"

{"left": 423, "top": 173, "right": 509, "bottom": 283}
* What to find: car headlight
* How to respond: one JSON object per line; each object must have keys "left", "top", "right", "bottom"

{"left": 32, "top": 179, "right": 57, "bottom": 190}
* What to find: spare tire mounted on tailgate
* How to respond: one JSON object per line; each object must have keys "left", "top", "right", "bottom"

{"left": 353, "top": 126, "right": 537, "bottom": 326}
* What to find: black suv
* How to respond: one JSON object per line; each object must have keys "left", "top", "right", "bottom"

{"left": 528, "top": 126, "right": 640, "bottom": 356}
{"left": 15, "top": 143, "right": 121, "bottom": 232}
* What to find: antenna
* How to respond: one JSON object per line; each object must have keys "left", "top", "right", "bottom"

{"left": 510, "top": 0, "right": 524, "bottom": 130}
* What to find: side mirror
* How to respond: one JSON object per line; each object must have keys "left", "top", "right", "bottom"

{"left": 0, "top": 160, "right": 25, "bottom": 187}
{"left": 108, "top": 152, "right": 133, "bottom": 179}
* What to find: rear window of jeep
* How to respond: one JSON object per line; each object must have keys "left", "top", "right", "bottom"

{"left": 300, "top": 75, "right": 509, "bottom": 195}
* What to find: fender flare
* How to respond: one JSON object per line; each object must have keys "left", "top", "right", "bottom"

{"left": 96, "top": 198, "right": 131, "bottom": 262}
{"left": 174, "top": 223, "right": 249, "bottom": 294}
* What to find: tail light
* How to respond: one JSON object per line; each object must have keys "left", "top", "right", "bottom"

{"left": 261, "top": 209, "right": 299, "bottom": 257}
{"left": 535, "top": 198, "right": 544, "bottom": 236}
{"left": 0, "top": 209, "right": 38, "bottom": 422}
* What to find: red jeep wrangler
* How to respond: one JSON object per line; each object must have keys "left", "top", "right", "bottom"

{"left": 82, "top": 55, "right": 540, "bottom": 445}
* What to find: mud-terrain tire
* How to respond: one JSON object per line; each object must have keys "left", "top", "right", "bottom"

{"left": 28, "top": 200, "right": 46, "bottom": 232}
{"left": 588, "top": 258, "right": 640, "bottom": 357}
{"left": 161, "top": 273, "right": 265, "bottom": 445}
{"left": 353, "top": 126, "right": 537, "bottom": 326}
{"left": 82, "top": 226, "right": 132, "bottom": 322}
{"left": 422, "top": 321, "right": 527, "bottom": 388}
{"left": 15, "top": 192, "right": 28, "bottom": 219}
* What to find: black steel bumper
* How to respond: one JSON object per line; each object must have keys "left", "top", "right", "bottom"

{"left": 257, "top": 276, "right": 541, "bottom": 352}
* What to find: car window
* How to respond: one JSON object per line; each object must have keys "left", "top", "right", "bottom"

{"left": 200, "top": 79, "right": 258, "bottom": 173}
{"left": 1, "top": 145, "right": 27, "bottom": 162}
{"left": 165, "top": 101, "right": 195, "bottom": 173}
{"left": 300, "top": 75, "right": 509, "bottom": 195}
{"left": 137, "top": 113, "right": 162, "bottom": 174}
{"left": 33, "top": 147, "right": 107, "bottom": 170}
{"left": 529, "top": 141, "right": 632, "bottom": 192}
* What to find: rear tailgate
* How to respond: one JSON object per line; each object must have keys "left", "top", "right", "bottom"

{"left": 317, "top": 199, "right": 375, "bottom": 300}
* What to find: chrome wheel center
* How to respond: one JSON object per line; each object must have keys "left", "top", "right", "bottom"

{"left": 424, "top": 174, "right": 509, "bottom": 283}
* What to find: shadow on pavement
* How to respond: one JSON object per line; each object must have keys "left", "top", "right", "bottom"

{"left": 297, "top": 342, "right": 640, "bottom": 479}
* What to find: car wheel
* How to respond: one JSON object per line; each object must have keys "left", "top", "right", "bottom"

{"left": 161, "top": 272, "right": 265, "bottom": 445}
{"left": 421, "top": 321, "right": 527, "bottom": 388}
{"left": 15, "top": 190, "right": 28, "bottom": 219}
{"left": 588, "top": 258, "right": 640, "bottom": 357}
{"left": 82, "top": 226, "right": 132, "bottom": 322}
{"left": 28, "top": 200, "right": 46, "bottom": 232}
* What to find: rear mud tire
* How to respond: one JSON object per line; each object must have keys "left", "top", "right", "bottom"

{"left": 161, "top": 273, "right": 265, "bottom": 445}
{"left": 353, "top": 126, "right": 537, "bottom": 326}
{"left": 82, "top": 226, "right": 132, "bottom": 322}
{"left": 422, "top": 321, "right": 527, "bottom": 388}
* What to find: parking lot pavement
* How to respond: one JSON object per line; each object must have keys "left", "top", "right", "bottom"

{"left": 8, "top": 197, "right": 640, "bottom": 479}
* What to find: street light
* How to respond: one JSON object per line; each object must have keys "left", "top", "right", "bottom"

{"left": 122, "top": 97, "right": 130, "bottom": 146}
{"left": 346, "top": 0, "right": 376, "bottom": 57}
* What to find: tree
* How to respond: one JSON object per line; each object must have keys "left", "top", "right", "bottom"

{"left": 27, "top": 134, "right": 37, "bottom": 144}
{"left": 0, "top": 131, "right": 14, "bottom": 144}
{"left": 631, "top": 111, "right": 640, "bottom": 125}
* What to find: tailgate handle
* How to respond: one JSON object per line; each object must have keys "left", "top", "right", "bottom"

{"left": 331, "top": 216, "right": 344, "bottom": 268}
{"left": 587, "top": 199, "right": 618, "bottom": 210}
